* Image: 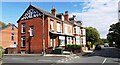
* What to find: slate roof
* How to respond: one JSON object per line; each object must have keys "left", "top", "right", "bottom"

{"left": 17, "top": 4, "right": 61, "bottom": 23}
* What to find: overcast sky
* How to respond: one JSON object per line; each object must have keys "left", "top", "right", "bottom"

{"left": 0, "top": 0, "right": 119, "bottom": 38}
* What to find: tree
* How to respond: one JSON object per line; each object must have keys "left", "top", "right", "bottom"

{"left": 0, "top": 21, "right": 6, "bottom": 28}
{"left": 107, "top": 22, "right": 120, "bottom": 48}
{"left": 101, "top": 38, "right": 108, "bottom": 44}
{"left": 85, "top": 27, "right": 100, "bottom": 48}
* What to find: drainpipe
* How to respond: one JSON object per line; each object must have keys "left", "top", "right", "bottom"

{"left": 42, "top": 13, "right": 46, "bottom": 56}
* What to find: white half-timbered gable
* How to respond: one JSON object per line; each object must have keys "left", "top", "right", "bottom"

{"left": 21, "top": 7, "right": 42, "bottom": 20}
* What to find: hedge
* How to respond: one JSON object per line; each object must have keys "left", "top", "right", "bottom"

{"left": 66, "top": 44, "right": 82, "bottom": 50}
{"left": 0, "top": 46, "right": 4, "bottom": 59}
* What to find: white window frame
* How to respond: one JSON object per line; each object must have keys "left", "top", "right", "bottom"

{"left": 21, "top": 37, "right": 26, "bottom": 47}
{"left": 50, "top": 39, "right": 53, "bottom": 47}
{"left": 64, "top": 24, "right": 68, "bottom": 34}
{"left": 21, "top": 23, "right": 26, "bottom": 33}
{"left": 74, "top": 27, "right": 76, "bottom": 34}
{"left": 57, "top": 22, "right": 61, "bottom": 32}
{"left": 50, "top": 20, "right": 54, "bottom": 31}
{"left": 76, "top": 36, "right": 80, "bottom": 45}
{"left": 30, "top": 26, "right": 34, "bottom": 36}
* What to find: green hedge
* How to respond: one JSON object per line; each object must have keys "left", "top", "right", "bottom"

{"left": 0, "top": 46, "right": 4, "bottom": 59}
{"left": 66, "top": 44, "right": 82, "bottom": 50}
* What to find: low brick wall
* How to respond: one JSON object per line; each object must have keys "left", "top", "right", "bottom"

{"left": 7, "top": 48, "right": 18, "bottom": 54}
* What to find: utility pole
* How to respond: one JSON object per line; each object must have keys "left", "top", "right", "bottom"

{"left": 42, "top": 13, "right": 46, "bottom": 56}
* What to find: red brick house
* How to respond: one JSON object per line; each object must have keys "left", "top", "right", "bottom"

{"left": 17, "top": 4, "right": 86, "bottom": 54}
{"left": 0, "top": 23, "right": 18, "bottom": 54}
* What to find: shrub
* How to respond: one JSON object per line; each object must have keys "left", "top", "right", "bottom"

{"left": 0, "top": 46, "right": 4, "bottom": 59}
{"left": 66, "top": 44, "right": 82, "bottom": 50}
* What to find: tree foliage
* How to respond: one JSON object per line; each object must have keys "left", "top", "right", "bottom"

{"left": 101, "top": 38, "right": 108, "bottom": 43}
{"left": 107, "top": 22, "right": 120, "bottom": 47}
{"left": 0, "top": 21, "right": 6, "bottom": 28}
{"left": 85, "top": 27, "right": 100, "bottom": 46}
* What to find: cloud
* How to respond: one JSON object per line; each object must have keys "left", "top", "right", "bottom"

{"left": 73, "top": 4, "right": 77, "bottom": 7}
{"left": 70, "top": 0, "right": 119, "bottom": 38}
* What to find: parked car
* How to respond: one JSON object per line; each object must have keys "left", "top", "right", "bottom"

{"left": 104, "top": 43, "right": 109, "bottom": 47}
{"left": 95, "top": 44, "right": 102, "bottom": 50}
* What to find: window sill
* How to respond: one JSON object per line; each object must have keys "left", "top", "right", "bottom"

{"left": 21, "top": 32, "right": 26, "bottom": 34}
{"left": 57, "top": 31, "right": 61, "bottom": 33}
{"left": 21, "top": 46, "right": 26, "bottom": 48}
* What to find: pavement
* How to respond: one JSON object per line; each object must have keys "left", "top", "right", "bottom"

{"left": 2, "top": 47, "right": 120, "bottom": 65}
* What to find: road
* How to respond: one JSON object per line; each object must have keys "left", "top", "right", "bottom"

{"left": 2, "top": 47, "right": 120, "bottom": 65}
{"left": 60, "top": 47, "right": 120, "bottom": 65}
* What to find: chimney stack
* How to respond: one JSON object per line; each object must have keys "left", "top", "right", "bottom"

{"left": 73, "top": 15, "right": 76, "bottom": 18}
{"left": 51, "top": 6, "right": 56, "bottom": 16}
{"left": 64, "top": 11, "right": 69, "bottom": 21}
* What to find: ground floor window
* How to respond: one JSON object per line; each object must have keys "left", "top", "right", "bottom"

{"left": 76, "top": 36, "right": 80, "bottom": 45}
{"left": 67, "top": 37, "right": 72, "bottom": 45}
{"left": 21, "top": 37, "right": 26, "bottom": 47}
{"left": 59, "top": 36, "right": 65, "bottom": 46}
{"left": 50, "top": 39, "right": 53, "bottom": 47}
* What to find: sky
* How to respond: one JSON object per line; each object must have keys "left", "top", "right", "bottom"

{"left": 0, "top": 0, "right": 119, "bottom": 38}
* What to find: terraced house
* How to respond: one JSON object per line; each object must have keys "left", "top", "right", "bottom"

{"left": 17, "top": 4, "right": 86, "bottom": 54}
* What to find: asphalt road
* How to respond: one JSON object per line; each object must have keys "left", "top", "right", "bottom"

{"left": 2, "top": 47, "right": 120, "bottom": 65}
{"left": 60, "top": 47, "right": 120, "bottom": 65}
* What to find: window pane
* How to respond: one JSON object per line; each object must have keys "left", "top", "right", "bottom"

{"left": 11, "top": 33, "right": 14, "bottom": 41}
{"left": 21, "top": 23, "right": 26, "bottom": 33}
{"left": 50, "top": 39, "right": 52, "bottom": 47}
{"left": 12, "top": 25, "right": 14, "bottom": 30}
{"left": 30, "top": 26, "right": 34, "bottom": 36}
{"left": 21, "top": 37, "right": 26, "bottom": 47}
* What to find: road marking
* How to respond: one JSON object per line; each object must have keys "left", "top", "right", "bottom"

{"left": 102, "top": 58, "right": 107, "bottom": 64}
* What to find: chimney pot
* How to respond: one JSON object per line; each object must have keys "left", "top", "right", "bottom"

{"left": 64, "top": 11, "right": 69, "bottom": 21}
{"left": 73, "top": 15, "right": 76, "bottom": 18}
{"left": 65, "top": 11, "right": 68, "bottom": 14}
{"left": 51, "top": 7, "right": 56, "bottom": 16}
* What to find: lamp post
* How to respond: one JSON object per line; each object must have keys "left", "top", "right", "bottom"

{"left": 42, "top": 13, "right": 46, "bottom": 56}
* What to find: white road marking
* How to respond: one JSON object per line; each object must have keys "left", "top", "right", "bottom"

{"left": 102, "top": 58, "right": 107, "bottom": 64}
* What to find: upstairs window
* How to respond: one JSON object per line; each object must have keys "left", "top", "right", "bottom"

{"left": 64, "top": 24, "right": 68, "bottom": 34}
{"left": 12, "top": 24, "right": 14, "bottom": 30}
{"left": 50, "top": 20, "right": 54, "bottom": 32}
{"left": 21, "top": 23, "right": 26, "bottom": 33}
{"left": 57, "top": 22, "right": 61, "bottom": 33}
{"left": 81, "top": 30, "right": 83, "bottom": 34}
{"left": 21, "top": 37, "right": 26, "bottom": 47}
{"left": 11, "top": 33, "right": 14, "bottom": 41}
{"left": 30, "top": 26, "right": 34, "bottom": 36}
{"left": 74, "top": 27, "right": 76, "bottom": 34}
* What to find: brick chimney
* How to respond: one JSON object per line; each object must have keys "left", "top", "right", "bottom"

{"left": 64, "top": 11, "right": 69, "bottom": 21}
{"left": 51, "top": 6, "right": 56, "bottom": 16}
